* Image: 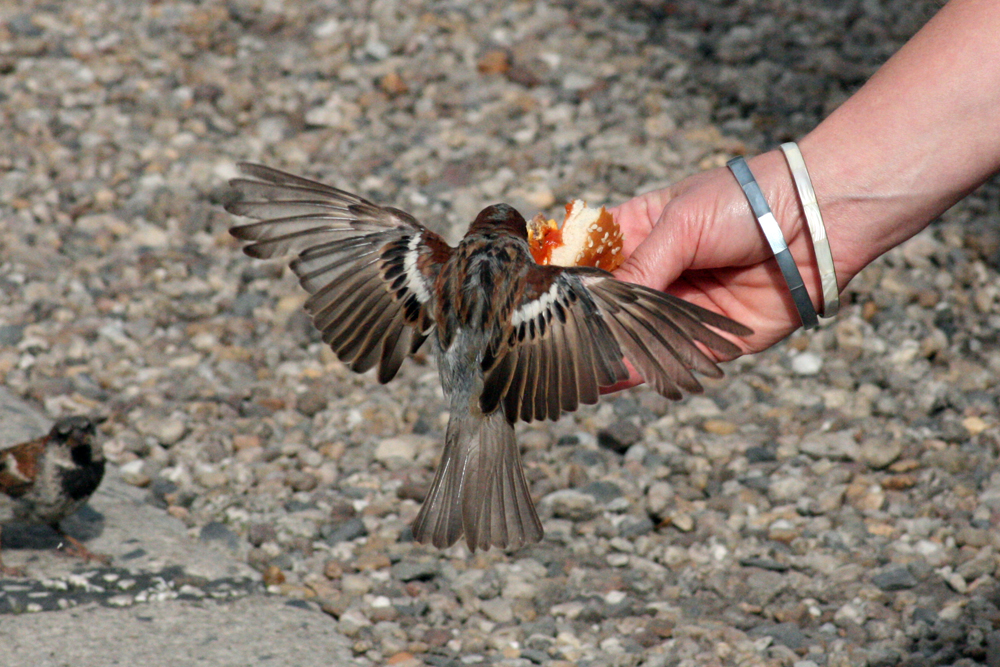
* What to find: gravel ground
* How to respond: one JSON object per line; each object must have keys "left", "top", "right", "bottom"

{"left": 2, "top": 1, "right": 1000, "bottom": 666}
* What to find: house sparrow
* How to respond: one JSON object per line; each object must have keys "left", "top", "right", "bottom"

{"left": 227, "top": 163, "right": 752, "bottom": 551}
{"left": 0, "top": 416, "right": 109, "bottom": 576}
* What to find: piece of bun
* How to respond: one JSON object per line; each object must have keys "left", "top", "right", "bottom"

{"left": 527, "top": 200, "right": 624, "bottom": 271}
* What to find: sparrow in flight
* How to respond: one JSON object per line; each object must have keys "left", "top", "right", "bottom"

{"left": 1, "top": 416, "right": 109, "bottom": 576}
{"left": 227, "top": 164, "right": 751, "bottom": 551}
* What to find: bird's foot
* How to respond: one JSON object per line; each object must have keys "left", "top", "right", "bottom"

{"left": 57, "top": 534, "right": 112, "bottom": 566}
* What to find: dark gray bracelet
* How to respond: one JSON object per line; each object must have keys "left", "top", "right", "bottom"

{"left": 727, "top": 156, "right": 819, "bottom": 330}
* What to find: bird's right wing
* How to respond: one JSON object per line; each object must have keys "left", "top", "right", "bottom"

{"left": 481, "top": 266, "right": 752, "bottom": 423}
{"left": 227, "top": 163, "right": 452, "bottom": 383}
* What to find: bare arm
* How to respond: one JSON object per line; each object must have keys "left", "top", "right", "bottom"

{"left": 801, "top": 0, "right": 1000, "bottom": 278}
{"left": 612, "top": 0, "right": 1000, "bottom": 361}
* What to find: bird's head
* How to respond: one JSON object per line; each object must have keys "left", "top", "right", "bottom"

{"left": 468, "top": 204, "right": 528, "bottom": 240}
{"left": 52, "top": 416, "right": 106, "bottom": 466}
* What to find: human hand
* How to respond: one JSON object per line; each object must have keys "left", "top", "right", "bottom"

{"left": 607, "top": 151, "right": 830, "bottom": 389}
{"left": 604, "top": 0, "right": 1000, "bottom": 392}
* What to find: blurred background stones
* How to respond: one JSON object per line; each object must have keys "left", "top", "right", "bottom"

{"left": 2, "top": 1, "right": 999, "bottom": 665}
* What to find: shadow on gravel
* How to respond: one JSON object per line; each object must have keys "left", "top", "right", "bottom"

{"left": 0, "top": 564, "right": 261, "bottom": 615}
{"left": 903, "top": 585, "right": 1000, "bottom": 667}
{"left": 615, "top": 0, "right": 943, "bottom": 149}
{"left": 1, "top": 504, "right": 105, "bottom": 551}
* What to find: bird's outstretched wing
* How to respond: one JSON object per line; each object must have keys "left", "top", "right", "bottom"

{"left": 481, "top": 265, "right": 752, "bottom": 422}
{"left": 227, "top": 163, "right": 452, "bottom": 383}
{"left": 0, "top": 437, "right": 44, "bottom": 498}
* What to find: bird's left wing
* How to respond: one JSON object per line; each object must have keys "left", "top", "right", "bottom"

{"left": 0, "top": 437, "right": 44, "bottom": 498}
{"left": 227, "top": 163, "right": 452, "bottom": 383}
{"left": 481, "top": 266, "right": 752, "bottom": 423}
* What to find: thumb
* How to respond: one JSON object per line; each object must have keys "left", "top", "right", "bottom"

{"left": 615, "top": 223, "right": 690, "bottom": 291}
{"left": 612, "top": 200, "right": 697, "bottom": 293}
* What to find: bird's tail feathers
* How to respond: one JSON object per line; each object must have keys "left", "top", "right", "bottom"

{"left": 412, "top": 410, "right": 542, "bottom": 551}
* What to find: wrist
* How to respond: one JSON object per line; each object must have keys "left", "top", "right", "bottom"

{"left": 741, "top": 149, "right": 828, "bottom": 312}
{"left": 796, "top": 133, "right": 906, "bottom": 283}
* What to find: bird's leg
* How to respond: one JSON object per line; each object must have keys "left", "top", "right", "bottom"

{"left": 0, "top": 527, "right": 27, "bottom": 577}
{"left": 55, "top": 532, "right": 112, "bottom": 566}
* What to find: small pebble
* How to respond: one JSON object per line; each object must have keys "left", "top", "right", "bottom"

{"left": 542, "top": 489, "right": 599, "bottom": 521}
{"left": 262, "top": 566, "right": 285, "bottom": 587}
{"left": 791, "top": 352, "right": 823, "bottom": 376}
{"left": 597, "top": 421, "right": 642, "bottom": 453}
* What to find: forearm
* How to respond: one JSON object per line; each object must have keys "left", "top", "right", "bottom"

{"left": 613, "top": 0, "right": 1000, "bottom": 352}
{"left": 796, "top": 0, "right": 1000, "bottom": 282}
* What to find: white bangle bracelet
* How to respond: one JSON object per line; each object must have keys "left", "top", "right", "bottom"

{"left": 780, "top": 142, "right": 840, "bottom": 318}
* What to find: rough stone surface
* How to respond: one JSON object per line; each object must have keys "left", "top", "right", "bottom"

{"left": 2, "top": 1, "right": 999, "bottom": 665}
{"left": 2, "top": 596, "right": 363, "bottom": 666}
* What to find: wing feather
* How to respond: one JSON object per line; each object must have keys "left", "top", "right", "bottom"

{"left": 227, "top": 163, "right": 451, "bottom": 382}
{"left": 483, "top": 265, "right": 751, "bottom": 423}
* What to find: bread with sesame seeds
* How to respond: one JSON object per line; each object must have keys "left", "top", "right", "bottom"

{"left": 526, "top": 200, "right": 624, "bottom": 271}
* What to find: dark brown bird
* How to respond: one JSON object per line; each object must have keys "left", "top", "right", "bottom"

{"left": 0, "top": 416, "right": 109, "bottom": 576}
{"left": 227, "top": 163, "right": 752, "bottom": 551}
